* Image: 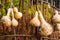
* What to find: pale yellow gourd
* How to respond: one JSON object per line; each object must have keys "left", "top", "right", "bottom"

{"left": 30, "top": 11, "right": 40, "bottom": 27}
{"left": 11, "top": 9, "right": 18, "bottom": 27}
{"left": 1, "top": 8, "right": 12, "bottom": 27}
{"left": 13, "top": 7, "right": 23, "bottom": 19}
{"left": 38, "top": 10, "right": 53, "bottom": 36}
{"left": 14, "top": 12, "right": 23, "bottom": 19}
{"left": 52, "top": 10, "right": 60, "bottom": 23}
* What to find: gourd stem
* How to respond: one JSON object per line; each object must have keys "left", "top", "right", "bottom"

{"left": 35, "top": 11, "right": 38, "bottom": 17}
{"left": 12, "top": 9, "right": 14, "bottom": 19}
{"left": 7, "top": 8, "right": 11, "bottom": 17}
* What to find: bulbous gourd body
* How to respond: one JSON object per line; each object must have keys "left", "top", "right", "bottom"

{"left": 39, "top": 22, "right": 53, "bottom": 36}
{"left": 1, "top": 8, "right": 12, "bottom": 27}
{"left": 30, "top": 17, "right": 40, "bottom": 27}
{"left": 38, "top": 10, "right": 53, "bottom": 36}
{"left": 53, "top": 15, "right": 60, "bottom": 23}
{"left": 12, "top": 18, "right": 18, "bottom": 27}
{"left": 4, "top": 17, "right": 11, "bottom": 27}
{"left": 2, "top": 16, "right": 11, "bottom": 27}
{"left": 30, "top": 11, "right": 40, "bottom": 27}
{"left": 14, "top": 12, "right": 23, "bottom": 19}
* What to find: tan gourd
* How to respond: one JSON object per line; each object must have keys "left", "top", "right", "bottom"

{"left": 13, "top": 7, "right": 23, "bottom": 19}
{"left": 38, "top": 10, "right": 53, "bottom": 36}
{"left": 30, "top": 11, "right": 40, "bottom": 27}
{"left": 11, "top": 9, "right": 18, "bottom": 27}
{"left": 52, "top": 10, "right": 60, "bottom": 23}
{"left": 56, "top": 23, "right": 60, "bottom": 31}
{"left": 1, "top": 8, "right": 12, "bottom": 27}
{"left": 14, "top": 12, "right": 23, "bottom": 19}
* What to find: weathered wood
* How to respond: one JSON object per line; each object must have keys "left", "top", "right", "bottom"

{"left": 0, "top": 34, "right": 33, "bottom": 37}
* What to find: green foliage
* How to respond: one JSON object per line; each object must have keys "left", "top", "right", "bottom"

{"left": 43, "top": 3, "right": 52, "bottom": 21}
{"left": 0, "top": 7, "right": 6, "bottom": 18}
{"left": 5, "top": 0, "right": 11, "bottom": 9}
{"left": 1, "top": 8, "right": 6, "bottom": 16}
{"left": 14, "top": 0, "right": 19, "bottom": 7}
{"left": 5, "top": 3, "right": 11, "bottom": 9}
{"left": 0, "top": 0, "right": 54, "bottom": 21}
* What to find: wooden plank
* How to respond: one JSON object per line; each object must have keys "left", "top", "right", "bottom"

{"left": 0, "top": 34, "right": 33, "bottom": 37}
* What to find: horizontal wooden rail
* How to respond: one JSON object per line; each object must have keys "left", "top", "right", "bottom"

{"left": 41, "top": 37, "right": 59, "bottom": 40}
{"left": 0, "top": 34, "right": 33, "bottom": 37}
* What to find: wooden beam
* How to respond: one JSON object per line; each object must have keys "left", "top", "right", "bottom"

{"left": 0, "top": 34, "right": 33, "bottom": 37}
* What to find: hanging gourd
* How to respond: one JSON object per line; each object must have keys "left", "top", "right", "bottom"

{"left": 14, "top": 12, "right": 22, "bottom": 19}
{"left": 52, "top": 10, "right": 60, "bottom": 23}
{"left": 38, "top": 10, "right": 53, "bottom": 36}
{"left": 13, "top": 7, "right": 23, "bottom": 19}
{"left": 1, "top": 8, "right": 12, "bottom": 27}
{"left": 30, "top": 11, "right": 40, "bottom": 27}
{"left": 11, "top": 9, "right": 18, "bottom": 27}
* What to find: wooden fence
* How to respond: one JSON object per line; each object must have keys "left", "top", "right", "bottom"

{"left": 0, "top": 0, "right": 60, "bottom": 40}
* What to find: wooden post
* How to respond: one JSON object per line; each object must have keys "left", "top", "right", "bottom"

{"left": 22, "top": 0, "right": 24, "bottom": 35}
{"left": 54, "top": 0, "right": 55, "bottom": 7}
{"left": 41, "top": 0, "right": 43, "bottom": 13}
{"left": 50, "top": 0, "right": 54, "bottom": 24}
{"left": 13, "top": 27, "right": 16, "bottom": 40}
{"left": 0, "top": 0, "right": 1, "bottom": 15}
{"left": 46, "top": 0, "right": 48, "bottom": 21}
{"left": 32, "top": 0, "right": 33, "bottom": 7}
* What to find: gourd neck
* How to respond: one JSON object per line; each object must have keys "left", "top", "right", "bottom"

{"left": 39, "top": 10, "right": 45, "bottom": 23}
{"left": 7, "top": 8, "right": 12, "bottom": 17}
{"left": 34, "top": 11, "right": 38, "bottom": 18}
{"left": 12, "top": 9, "right": 14, "bottom": 19}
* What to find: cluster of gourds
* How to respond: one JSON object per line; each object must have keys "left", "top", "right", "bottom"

{"left": 30, "top": 3, "right": 60, "bottom": 36}
{"left": 0, "top": 1, "right": 60, "bottom": 37}
{"left": 30, "top": 10, "right": 53, "bottom": 36}
{"left": 1, "top": 7, "right": 23, "bottom": 27}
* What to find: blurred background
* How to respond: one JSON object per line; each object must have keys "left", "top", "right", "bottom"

{"left": 0, "top": 0, "right": 60, "bottom": 40}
